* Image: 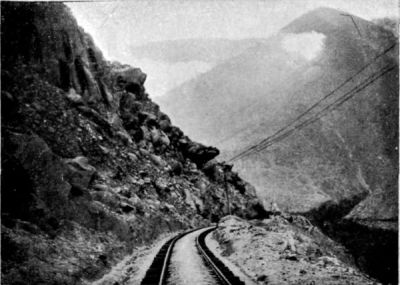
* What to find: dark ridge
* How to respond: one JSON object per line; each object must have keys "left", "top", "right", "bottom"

{"left": 303, "top": 194, "right": 398, "bottom": 284}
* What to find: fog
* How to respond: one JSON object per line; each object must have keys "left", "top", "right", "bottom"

{"left": 130, "top": 59, "right": 213, "bottom": 97}
{"left": 281, "top": 31, "right": 326, "bottom": 61}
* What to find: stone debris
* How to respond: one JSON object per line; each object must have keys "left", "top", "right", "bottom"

{"left": 210, "top": 216, "right": 379, "bottom": 285}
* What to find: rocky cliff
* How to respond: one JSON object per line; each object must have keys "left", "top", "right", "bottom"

{"left": 1, "top": 3, "right": 266, "bottom": 284}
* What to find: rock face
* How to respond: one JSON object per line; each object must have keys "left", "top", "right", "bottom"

{"left": 1, "top": 2, "right": 266, "bottom": 284}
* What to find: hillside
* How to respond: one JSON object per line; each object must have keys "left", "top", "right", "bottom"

{"left": 1, "top": 3, "right": 266, "bottom": 283}
{"left": 158, "top": 7, "right": 398, "bottom": 283}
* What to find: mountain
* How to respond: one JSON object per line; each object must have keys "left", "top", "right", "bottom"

{"left": 130, "top": 38, "right": 267, "bottom": 63}
{"left": 1, "top": 3, "right": 266, "bottom": 283}
{"left": 159, "top": 6, "right": 398, "bottom": 218}
{"left": 158, "top": 7, "right": 398, "bottom": 283}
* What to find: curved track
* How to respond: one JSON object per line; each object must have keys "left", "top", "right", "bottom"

{"left": 141, "top": 227, "right": 245, "bottom": 285}
{"left": 196, "top": 228, "right": 245, "bottom": 285}
{"left": 140, "top": 229, "right": 197, "bottom": 285}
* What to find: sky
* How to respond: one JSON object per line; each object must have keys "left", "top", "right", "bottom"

{"left": 67, "top": 0, "right": 398, "bottom": 61}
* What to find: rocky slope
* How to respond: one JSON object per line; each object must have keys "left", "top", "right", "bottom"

{"left": 209, "top": 216, "right": 378, "bottom": 285}
{"left": 1, "top": 2, "right": 266, "bottom": 284}
{"left": 158, "top": 7, "right": 398, "bottom": 283}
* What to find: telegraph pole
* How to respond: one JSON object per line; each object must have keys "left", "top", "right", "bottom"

{"left": 222, "top": 164, "right": 232, "bottom": 216}
{"left": 224, "top": 172, "right": 231, "bottom": 216}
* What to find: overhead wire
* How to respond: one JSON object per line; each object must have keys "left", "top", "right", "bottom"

{"left": 250, "top": 64, "right": 397, "bottom": 155}
{"left": 228, "top": 47, "right": 397, "bottom": 162}
{"left": 231, "top": 64, "right": 395, "bottom": 161}
{"left": 230, "top": 64, "right": 396, "bottom": 161}
{"left": 227, "top": 43, "right": 396, "bottom": 162}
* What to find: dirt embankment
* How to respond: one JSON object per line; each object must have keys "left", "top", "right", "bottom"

{"left": 209, "top": 215, "right": 378, "bottom": 285}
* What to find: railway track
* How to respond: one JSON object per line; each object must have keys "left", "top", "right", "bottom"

{"left": 196, "top": 228, "right": 245, "bottom": 285}
{"left": 140, "top": 227, "right": 245, "bottom": 285}
{"left": 140, "top": 228, "right": 197, "bottom": 285}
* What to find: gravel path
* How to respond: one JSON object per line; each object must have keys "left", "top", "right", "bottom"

{"left": 205, "top": 231, "right": 257, "bottom": 285}
{"left": 167, "top": 228, "right": 216, "bottom": 285}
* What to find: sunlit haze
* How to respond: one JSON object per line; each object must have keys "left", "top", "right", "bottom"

{"left": 282, "top": 32, "right": 326, "bottom": 61}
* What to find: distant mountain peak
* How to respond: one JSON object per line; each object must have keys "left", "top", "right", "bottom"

{"left": 281, "top": 6, "right": 373, "bottom": 35}
{"left": 305, "top": 6, "right": 347, "bottom": 16}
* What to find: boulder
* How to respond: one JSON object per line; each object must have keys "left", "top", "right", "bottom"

{"left": 202, "top": 160, "right": 224, "bottom": 181}
{"left": 119, "top": 187, "right": 133, "bottom": 198}
{"left": 116, "top": 130, "right": 133, "bottom": 145}
{"left": 244, "top": 183, "right": 257, "bottom": 197}
{"left": 160, "top": 131, "right": 170, "bottom": 146}
{"left": 149, "top": 154, "right": 166, "bottom": 167}
{"left": 119, "top": 92, "right": 142, "bottom": 116}
{"left": 318, "top": 256, "right": 341, "bottom": 267}
{"left": 107, "top": 113, "right": 124, "bottom": 130}
{"left": 168, "top": 126, "right": 184, "bottom": 144}
{"left": 181, "top": 142, "right": 220, "bottom": 167}
{"left": 120, "top": 202, "right": 134, "bottom": 213}
{"left": 139, "top": 148, "right": 150, "bottom": 157}
{"left": 127, "top": 152, "right": 138, "bottom": 161}
{"left": 112, "top": 66, "right": 146, "bottom": 98}
{"left": 169, "top": 160, "right": 183, "bottom": 176}
{"left": 99, "top": 145, "right": 111, "bottom": 155}
{"left": 66, "top": 88, "right": 83, "bottom": 104}
{"left": 116, "top": 67, "right": 146, "bottom": 86}
{"left": 138, "top": 111, "right": 158, "bottom": 127}
{"left": 64, "top": 156, "right": 96, "bottom": 172}
{"left": 137, "top": 126, "right": 150, "bottom": 142}
{"left": 64, "top": 156, "right": 96, "bottom": 190}
{"left": 154, "top": 177, "right": 169, "bottom": 192}
{"left": 184, "top": 188, "right": 204, "bottom": 212}
{"left": 245, "top": 199, "right": 269, "bottom": 219}
{"left": 151, "top": 128, "right": 170, "bottom": 148}
{"left": 150, "top": 128, "right": 161, "bottom": 144}
{"left": 119, "top": 92, "right": 141, "bottom": 131}
{"left": 159, "top": 119, "right": 172, "bottom": 132}
{"left": 194, "top": 178, "right": 208, "bottom": 193}
{"left": 92, "top": 184, "right": 108, "bottom": 192}
{"left": 92, "top": 191, "right": 120, "bottom": 209}
{"left": 187, "top": 161, "right": 198, "bottom": 173}
{"left": 76, "top": 105, "right": 114, "bottom": 136}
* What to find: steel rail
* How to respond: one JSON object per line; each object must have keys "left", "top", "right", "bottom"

{"left": 158, "top": 233, "right": 179, "bottom": 285}
{"left": 140, "top": 228, "right": 198, "bottom": 285}
{"left": 141, "top": 226, "right": 244, "bottom": 285}
{"left": 196, "top": 227, "right": 245, "bottom": 285}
